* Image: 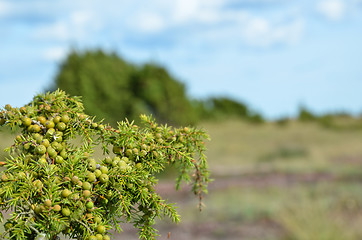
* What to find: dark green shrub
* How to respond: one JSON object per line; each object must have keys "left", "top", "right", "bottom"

{"left": 51, "top": 50, "right": 197, "bottom": 126}
{"left": 298, "top": 106, "right": 316, "bottom": 122}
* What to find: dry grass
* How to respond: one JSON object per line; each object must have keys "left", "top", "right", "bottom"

{"left": 201, "top": 120, "right": 362, "bottom": 177}
{"left": 1, "top": 119, "right": 362, "bottom": 239}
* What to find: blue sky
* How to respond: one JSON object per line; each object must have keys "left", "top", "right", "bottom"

{"left": 0, "top": 0, "right": 362, "bottom": 119}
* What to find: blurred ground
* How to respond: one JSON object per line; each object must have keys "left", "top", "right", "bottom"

{"left": 107, "top": 119, "right": 362, "bottom": 240}
{"left": 2, "top": 119, "right": 362, "bottom": 239}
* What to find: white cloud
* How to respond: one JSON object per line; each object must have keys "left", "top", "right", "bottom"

{"left": 43, "top": 47, "right": 67, "bottom": 61}
{"left": 171, "top": 0, "right": 225, "bottom": 24}
{"left": 3, "top": 0, "right": 310, "bottom": 58}
{"left": 173, "top": 0, "right": 200, "bottom": 23}
{"left": 273, "top": 19, "right": 305, "bottom": 44}
{"left": 70, "top": 11, "right": 92, "bottom": 27}
{"left": 241, "top": 16, "right": 305, "bottom": 47}
{"left": 126, "top": 0, "right": 225, "bottom": 34}
{"left": 162, "top": 1, "right": 305, "bottom": 47}
{"left": 32, "top": 10, "right": 98, "bottom": 41}
{"left": 317, "top": 0, "right": 345, "bottom": 21}
{"left": 76, "top": 0, "right": 304, "bottom": 50}
{"left": 0, "top": 1, "right": 10, "bottom": 16}
{"left": 122, "top": 0, "right": 306, "bottom": 49}
{"left": 34, "top": 21, "right": 69, "bottom": 40}
{"left": 244, "top": 17, "right": 270, "bottom": 41}
{"left": 130, "top": 12, "right": 166, "bottom": 33}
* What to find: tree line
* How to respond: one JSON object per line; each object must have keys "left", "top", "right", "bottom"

{"left": 50, "top": 49, "right": 360, "bottom": 128}
{"left": 49, "top": 49, "right": 264, "bottom": 126}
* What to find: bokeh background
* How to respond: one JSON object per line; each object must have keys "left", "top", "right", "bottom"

{"left": 1, "top": 0, "right": 362, "bottom": 239}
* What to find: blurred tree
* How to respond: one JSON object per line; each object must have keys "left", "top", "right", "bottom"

{"left": 51, "top": 50, "right": 197, "bottom": 126}
{"left": 211, "top": 97, "right": 249, "bottom": 117}
{"left": 131, "top": 63, "right": 198, "bottom": 125}
{"left": 298, "top": 106, "right": 316, "bottom": 122}
{"left": 195, "top": 97, "right": 264, "bottom": 123}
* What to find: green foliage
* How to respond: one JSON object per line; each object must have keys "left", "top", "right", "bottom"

{"left": 210, "top": 97, "right": 249, "bottom": 117}
{"left": 296, "top": 106, "right": 362, "bottom": 129}
{"left": 194, "top": 97, "right": 264, "bottom": 123}
{"left": 51, "top": 50, "right": 197, "bottom": 126}
{"left": 316, "top": 113, "right": 362, "bottom": 130}
{"left": 0, "top": 90, "right": 209, "bottom": 240}
{"left": 297, "top": 106, "right": 317, "bottom": 122}
{"left": 131, "top": 63, "right": 198, "bottom": 126}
